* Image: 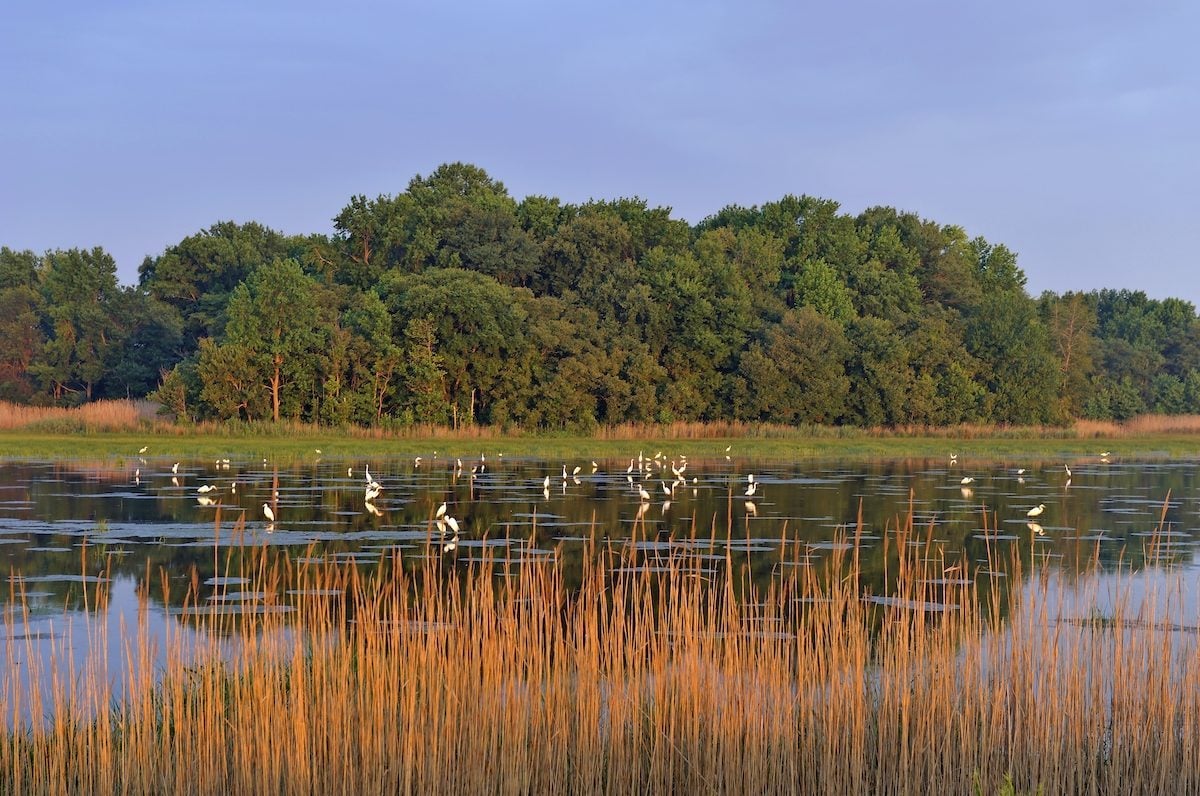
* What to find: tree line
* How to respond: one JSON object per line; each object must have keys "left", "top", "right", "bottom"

{"left": 2, "top": 162, "right": 1197, "bottom": 429}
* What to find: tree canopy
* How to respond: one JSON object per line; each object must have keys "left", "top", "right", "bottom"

{"left": 3, "top": 163, "right": 1196, "bottom": 428}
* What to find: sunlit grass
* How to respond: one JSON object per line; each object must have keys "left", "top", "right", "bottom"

{"left": 3, "top": 510, "right": 1198, "bottom": 793}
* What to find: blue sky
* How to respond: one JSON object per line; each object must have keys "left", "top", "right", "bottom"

{"left": 3, "top": 1, "right": 1198, "bottom": 304}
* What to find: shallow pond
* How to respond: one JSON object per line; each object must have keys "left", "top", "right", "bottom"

{"left": 2, "top": 451, "right": 1199, "bottom": 719}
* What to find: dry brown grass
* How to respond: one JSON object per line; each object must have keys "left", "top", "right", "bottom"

{"left": 1076, "top": 414, "right": 1200, "bottom": 437}
{"left": 3, "top": 508, "right": 1198, "bottom": 794}
{"left": 0, "top": 400, "right": 152, "bottom": 432}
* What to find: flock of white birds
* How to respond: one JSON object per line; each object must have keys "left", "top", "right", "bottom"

{"left": 130, "top": 443, "right": 1114, "bottom": 549}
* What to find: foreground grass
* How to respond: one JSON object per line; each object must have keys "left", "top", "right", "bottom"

{"left": 3, "top": 514, "right": 1198, "bottom": 794}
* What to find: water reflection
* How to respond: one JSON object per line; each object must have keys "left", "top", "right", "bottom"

{"left": 2, "top": 456, "right": 1199, "bottom": 609}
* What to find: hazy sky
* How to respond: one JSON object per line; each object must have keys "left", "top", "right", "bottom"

{"left": 3, "top": 1, "right": 1198, "bottom": 303}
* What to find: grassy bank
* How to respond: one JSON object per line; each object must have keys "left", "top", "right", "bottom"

{"left": 2, "top": 428, "right": 1200, "bottom": 463}
{"left": 3, "top": 516, "right": 1197, "bottom": 793}
{"left": 4, "top": 400, "right": 1200, "bottom": 461}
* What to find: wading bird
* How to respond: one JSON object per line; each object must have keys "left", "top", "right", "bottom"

{"left": 262, "top": 503, "right": 275, "bottom": 522}
{"left": 1027, "top": 504, "right": 1045, "bottom": 518}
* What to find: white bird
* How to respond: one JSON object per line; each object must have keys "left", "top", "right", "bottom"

{"left": 435, "top": 502, "right": 447, "bottom": 519}
{"left": 960, "top": 476, "right": 974, "bottom": 485}
{"left": 262, "top": 503, "right": 275, "bottom": 522}
{"left": 138, "top": 446, "right": 148, "bottom": 454}
{"left": 572, "top": 465, "right": 582, "bottom": 477}
{"left": 562, "top": 464, "right": 568, "bottom": 480}
{"left": 348, "top": 467, "right": 353, "bottom": 477}
{"left": 1016, "top": 468, "right": 1025, "bottom": 475}
{"left": 171, "top": 462, "right": 179, "bottom": 474}
{"left": 134, "top": 468, "right": 140, "bottom": 480}
{"left": 1027, "top": 504, "right": 1045, "bottom": 518}
{"left": 638, "top": 485, "right": 651, "bottom": 502}
{"left": 196, "top": 484, "right": 216, "bottom": 494}
{"left": 1099, "top": 451, "right": 1110, "bottom": 458}
{"left": 591, "top": 461, "right": 598, "bottom": 473}
{"left": 364, "top": 464, "right": 373, "bottom": 484}
{"left": 1064, "top": 464, "right": 1072, "bottom": 478}
{"left": 748, "top": 474, "right": 755, "bottom": 484}
{"left": 445, "top": 516, "right": 459, "bottom": 534}
{"left": 543, "top": 475, "right": 550, "bottom": 489}
{"left": 231, "top": 481, "right": 237, "bottom": 493}
{"left": 414, "top": 456, "right": 422, "bottom": 467}
{"left": 745, "top": 482, "right": 758, "bottom": 497}
{"left": 443, "top": 534, "right": 458, "bottom": 553}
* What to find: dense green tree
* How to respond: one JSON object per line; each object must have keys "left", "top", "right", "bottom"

{"left": 139, "top": 221, "right": 296, "bottom": 347}
{"left": 32, "top": 248, "right": 121, "bottom": 401}
{"left": 380, "top": 268, "right": 528, "bottom": 426}
{"left": 735, "top": 307, "right": 850, "bottom": 423}
{"left": 222, "top": 258, "right": 324, "bottom": 422}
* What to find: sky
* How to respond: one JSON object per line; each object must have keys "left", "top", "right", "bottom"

{"left": 3, "top": 1, "right": 1199, "bottom": 304}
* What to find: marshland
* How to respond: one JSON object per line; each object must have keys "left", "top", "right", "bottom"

{"left": 3, "top": 441, "right": 1200, "bottom": 793}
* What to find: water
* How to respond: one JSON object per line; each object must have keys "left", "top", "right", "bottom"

{"left": 2, "top": 452, "right": 1199, "bottom": 718}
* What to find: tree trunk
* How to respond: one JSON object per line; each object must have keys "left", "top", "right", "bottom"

{"left": 272, "top": 355, "right": 282, "bottom": 422}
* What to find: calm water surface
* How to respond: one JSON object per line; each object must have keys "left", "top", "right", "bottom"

{"left": 3, "top": 452, "right": 1199, "bottom": 716}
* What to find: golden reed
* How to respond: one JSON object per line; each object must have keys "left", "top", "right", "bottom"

{"left": 2, "top": 510, "right": 1198, "bottom": 793}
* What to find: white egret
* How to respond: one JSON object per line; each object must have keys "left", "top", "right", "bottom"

{"left": 138, "top": 446, "right": 148, "bottom": 454}
{"left": 435, "top": 502, "right": 447, "bottom": 519}
{"left": 1099, "top": 451, "right": 1110, "bottom": 458}
{"left": 960, "top": 476, "right": 974, "bottom": 485}
{"left": 638, "top": 485, "right": 651, "bottom": 502}
{"left": 745, "top": 482, "right": 758, "bottom": 497}
{"left": 1016, "top": 468, "right": 1025, "bottom": 475}
{"left": 414, "top": 456, "right": 422, "bottom": 467}
{"left": 543, "top": 475, "right": 550, "bottom": 490}
{"left": 348, "top": 467, "right": 353, "bottom": 477}
{"left": 171, "top": 462, "right": 180, "bottom": 474}
{"left": 562, "top": 464, "right": 568, "bottom": 480}
{"left": 443, "top": 534, "right": 458, "bottom": 553}
{"left": 591, "top": 461, "right": 598, "bottom": 473}
{"left": 572, "top": 465, "right": 582, "bottom": 477}
{"left": 1064, "top": 464, "right": 1072, "bottom": 478}
{"left": 445, "top": 516, "right": 459, "bottom": 534}
{"left": 1027, "top": 504, "right": 1045, "bottom": 518}
{"left": 196, "top": 484, "right": 216, "bottom": 494}
{"left": 262, "top": 503, "right": 275, "bottom": 522}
